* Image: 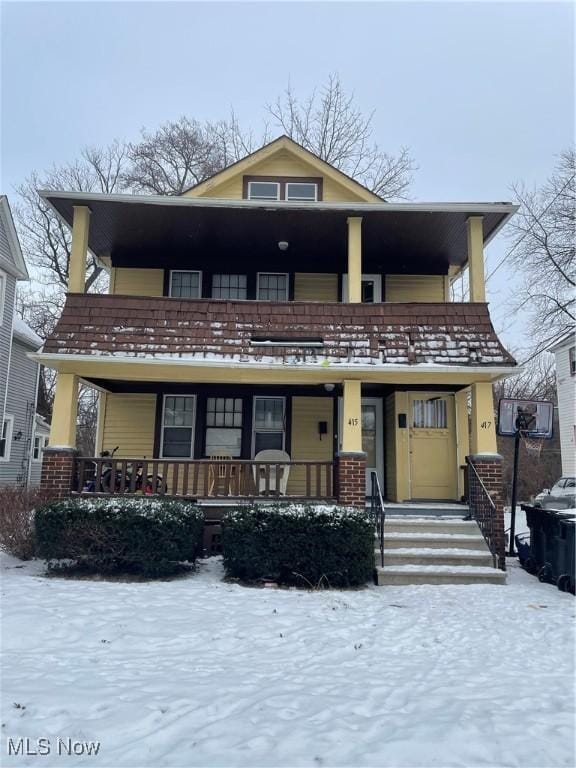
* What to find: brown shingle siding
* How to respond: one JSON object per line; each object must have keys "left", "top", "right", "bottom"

{"left": 44, "top": 294, "right": 516, "bottom": 368}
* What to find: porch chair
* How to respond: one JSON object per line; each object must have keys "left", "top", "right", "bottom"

{"left": 253, "top": 449, "right": 291, "bottom": 496}
{"left": 207, "top": 452, "right": 236, "bottom": 496}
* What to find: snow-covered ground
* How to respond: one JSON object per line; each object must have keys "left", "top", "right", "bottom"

{"left": 1, "top": 553, "right": 574, "bottom": 768}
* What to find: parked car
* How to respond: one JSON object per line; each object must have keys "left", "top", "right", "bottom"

{"left": 533, "top": 477, "right": 576, "bottom": 511}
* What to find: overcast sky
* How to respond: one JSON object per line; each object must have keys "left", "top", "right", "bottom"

{"left": 1, "top": 1, "right": 574, "bottom": 356}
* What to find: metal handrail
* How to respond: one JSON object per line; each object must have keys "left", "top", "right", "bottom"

{"left": 370, "top": 470, "right": 385, "bottom": 567}
{"left": 467, "top": 460, "right": 497, "bottom": 510}
{"left": 466, "top": 460, "right": 498, "bottom": 568}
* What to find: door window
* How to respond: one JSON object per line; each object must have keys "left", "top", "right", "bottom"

{"left": 253, "top": 397, "right": 285, "bottom": 454}
{"left": 412, "top": 398, "right": 447, "bottom": 429}
{"left": 362, "top": 405, "right": 377, "bottom": 468}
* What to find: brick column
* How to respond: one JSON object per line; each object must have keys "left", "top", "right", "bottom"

{"left": 336, "top": 452, "right": 366, "bottom": 508}
{"left": 466, "top": 454, "right": 506, "bottom": 570}
{"left": 40, "top": 448, "right": 78, "bottom": 500}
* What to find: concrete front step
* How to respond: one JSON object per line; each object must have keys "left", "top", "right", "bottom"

{"left": 376, "top": 565, "right": 506, "bottom": 586}
{"left": 378, "top": 548, "right": 495, "bottom": 568}
{"left": 371, "top": 503, "right": 470, "bottom": 518}
{"left": 384, "top": 518, "right": 478, "bottom": 535}
{"left": 383, "top": 532, "right": 489, "bottom": 551}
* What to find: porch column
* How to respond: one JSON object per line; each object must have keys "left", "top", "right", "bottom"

{"left": 470, "top": 382, "right": 497, "bottom": 455}
{"left": 337, "top": 380, "right": 365, "bottom": 507}
{"left": 466, "top": 216, "right": 485, "bottom": 302}
{"left": 347, "top": 217, "right": 362, "bottom": 303}
{"left": 49, "top": 373, "right": 79, "bottom": 449}
{"left": 68, "top": 205, "right": 91, "bottom": 293}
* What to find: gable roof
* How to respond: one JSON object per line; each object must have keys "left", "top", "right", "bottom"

{"left": 0, "top": 196, "right": 28, "bottom": 280}
{"left": 183, "top": 135, "right": 383, "bottom": 202}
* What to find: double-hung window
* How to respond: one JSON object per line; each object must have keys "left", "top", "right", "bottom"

{"left": 33, "top": 435, "right": 49, "bottom": 461}
{"left": 169, "top": 271, "right": 202, "bottom": 298}
{"left": 212, "top": 274, "right": 247, "bottom": 299}
{"left": 0, "top": 271, "right": 6, "bottom": 325}
{"left": 257, "top": 273, "right": 289, "bottom": 301}
{"left": 253, "top": 397, "right": 285, "bottom": 454}
{"left": 205, "top": 397, "right": 243, "bottom": 457}
{"left": 569, "top": 346, "right": 575, "bottom": 376}
{"left": 161, "top": 396, "right": 196, "bottom": 458}
{"left": 0, "top": 415, "right": 14, "bottom": 461}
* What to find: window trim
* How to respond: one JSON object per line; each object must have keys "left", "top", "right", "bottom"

{"left": 285, "top": 182, "right": 318, "bottom": 202}
{"left": 0, "top": 269, "right": 6, "bottom": 326}
{"left": 252, "top": 396, "right": 286, "bottom": 457}
{"left": 168, "top": 270, "right": 203, "bottom": 299}
{"left": 243, "top": 176, "right": 323, "bottom": 202}
{"left": 0, "top": 414, "right": 14, "bottom": 462}
{"left": 256, "top": 272, "right": 290, "bottom": 302}
{"left": 159, "top": 394, "right": 197, "bottom": 459}
{"left": 32, "top": 434, "right": 49, "bottom": 462}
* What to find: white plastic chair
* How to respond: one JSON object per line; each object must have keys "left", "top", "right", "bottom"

{"left": 253, "top": 450, "right": 291, "bottom": 496}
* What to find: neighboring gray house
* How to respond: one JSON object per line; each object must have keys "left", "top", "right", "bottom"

{"left": 0, "top": 196, "right": 46, "bottom": 487}
{"left": 549, "top": 330, "right": 576, "bottom": 477}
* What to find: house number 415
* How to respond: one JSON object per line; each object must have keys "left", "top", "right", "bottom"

{"left": 348, "top": 418, "right": 359, "bottom": 426}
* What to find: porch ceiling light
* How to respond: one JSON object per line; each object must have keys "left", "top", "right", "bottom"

{"left": 324, "top": 384, "right": 335, "bottom": 392}
{"left": 278, "top": 240, "right": 289, "bottom": 251}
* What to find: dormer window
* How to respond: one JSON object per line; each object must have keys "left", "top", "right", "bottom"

{"left": 245, "top": 176, "right": 322, "bottom": 202}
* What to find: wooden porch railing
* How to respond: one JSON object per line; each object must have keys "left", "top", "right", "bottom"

{"left": 75, "top": 458, "right": 335, "bottom": 500}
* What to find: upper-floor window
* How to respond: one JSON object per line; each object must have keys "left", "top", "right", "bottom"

{"left": 0, "top": 415, "right": 13, "bottom": 461}
{"left": 212, "top": 274, "right": 247, "bottom": 300}
{"left": 569, "top": 346, "right": 575, "bottom": 376}
{"left": 0, "top": 270, "right": 6, "bottom": 326}
{"left": 257, "top": 273, "right": 289, "bottom": 301}
{"left": 170, "top": 270, "right": 202, "bottom": 298}
{"left": 245, "top": 177, "right": 321, "bottom": 202}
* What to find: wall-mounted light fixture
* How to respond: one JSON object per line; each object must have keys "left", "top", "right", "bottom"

{"left": 13, "top": 431, "right": 23, "bottom": 441}
{"left": 278, "top": 241, "right": 289, "bottom": 251}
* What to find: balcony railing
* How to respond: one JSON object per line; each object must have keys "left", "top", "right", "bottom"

{"left": 76, "top": 457, "right": 335, "bottom": 501}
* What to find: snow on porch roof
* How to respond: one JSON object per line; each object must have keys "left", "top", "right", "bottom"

{"left": 38, "top": 190, "right": 518, "bottom": 271}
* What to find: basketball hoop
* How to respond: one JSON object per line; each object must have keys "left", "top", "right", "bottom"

{"left": 520, "top": 431, "right": 544, "bottom": 458}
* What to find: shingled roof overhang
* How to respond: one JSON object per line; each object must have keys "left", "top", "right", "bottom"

{"left": 39, "top": 191, "right": 517, "bottom": 273}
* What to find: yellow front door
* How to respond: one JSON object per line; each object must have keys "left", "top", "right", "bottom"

{"left": 409, "top": 393, "right": 457, "bottom": 500}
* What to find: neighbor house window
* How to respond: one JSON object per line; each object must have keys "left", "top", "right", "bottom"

{"left": 169, "top": 271, "right": 202, "bottom": 298}
{"left": 412, "top": 399, "right": 447, "bottom": 429}
{"left": 247, "top": 181, "right": 280, "bottom": 201}
{"left": 285, "top": 182, "right": 317, "bottom": 202}
{"left": 0, "top": 270, "right": 6, "bottom": 326}
{"left": 212, "top": 274, "right": 247, "bottom": 300}
{"left": 245, "top": 177, "right": 321, "bottom": 202}
{"left": 253, "top": 397, "right": 285, "bottom": 454}
{"left": 161, "top": 396, "right": 196, "bottom": 458}
{"left": 205, "top": 397, "right": 243, "bottom": 457}
{"left": 257, "top": 273, "right": 289, "bottom": 301}
{"left": 570, "top": 346, "right": 575, "bottom": 376}
{"left": 33, "top": 435, "right": 49, "bottom": 462}
{"left": 0, "top": 415, "right": 13, "bottom": 461}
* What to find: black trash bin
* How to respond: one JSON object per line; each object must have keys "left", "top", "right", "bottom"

{"left": 555, "top": 517, "right": 575, "bottom": 594}
{"left": 522, "top": 505, "right": 576, "bottom": 587}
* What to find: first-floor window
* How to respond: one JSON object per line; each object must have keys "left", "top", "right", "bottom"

{"left": 412, "top": 398, "right": 447, "bottom": 429}
{"left": 0, "top": 415, "right": 13, "bottom": 461}
{"left": 161, "top": 396, "right": 196, "bottom": 458}
{"left": 253, "top": 397, "right": 285, "bottom": 454}
{"left": 257, "top": 273, "right": 289, "bottom": 301}
{"left": 212, "top": 274, "right": 247, "bottom": 300}
{"left": 205, "top": 397, "right": 243, "bottom": 457}
{"left": 33, "top": 435, "right": 49, "bottom": 461}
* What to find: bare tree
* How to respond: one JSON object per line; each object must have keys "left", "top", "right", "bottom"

{"left": 14, "top": 141, "right": 128, "bottom": 291}
{"left": 506, "top": 148, "right": 575, "bottom": 353}
{"left": 267, "top": 75, "right": 415, "bottom": 199}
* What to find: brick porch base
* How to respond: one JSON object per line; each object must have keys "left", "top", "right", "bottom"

{"left": 336, "top": 452, "right": 366, "bottom": 508}
{"left": 40, "top": 448, "right": 77, "bottom": 499}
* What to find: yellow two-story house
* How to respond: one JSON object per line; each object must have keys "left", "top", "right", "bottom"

{"left": 36, "top": 136, "right": 517, "bottom": 537}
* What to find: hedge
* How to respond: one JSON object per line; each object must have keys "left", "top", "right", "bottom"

{"left": 222, "top": 504, "right": 374, "bottom": 588}
{"left": 35, "top": 497, "right": 204, "bottom": 577}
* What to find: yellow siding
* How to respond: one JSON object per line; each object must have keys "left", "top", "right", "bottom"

{"left": 385, "top": 394, "right": 397, "bottom": 501}
{"left": 287, "top": 396, "right": 334, "bottom": 496}
{"left": 385, "top": 275, "right": 447, "bottom": 302}
{"left": 100, "top": 394, "right": 156, "bottom": 457}
{"left": 294, "top": 273, "right": 338, "bottom": 302}
{"left": 191, "top": 150, "right": 369, "bottom": 203}
{"left": 110, "top": 268, "right": 164, "bottom": 296}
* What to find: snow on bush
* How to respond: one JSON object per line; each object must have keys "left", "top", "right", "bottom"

{"left": 222, "top": 503, "right": 374, "bottom": 588}
{"left": 35, "top": 497, "right": 204, "bottom": 577}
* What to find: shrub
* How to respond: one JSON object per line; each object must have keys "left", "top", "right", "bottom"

{"left": 0, "top": 487, "right": 50, "bottom": 560}
{"left": 35, "top": 497, "right": 204, "bottom": 577}
{"left": 222, "top": 504, "right": 374, "bottom": 588}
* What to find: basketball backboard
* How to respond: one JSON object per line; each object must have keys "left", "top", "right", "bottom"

{"left": 497, "top": 398, "right": 554, "bottom": 438}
